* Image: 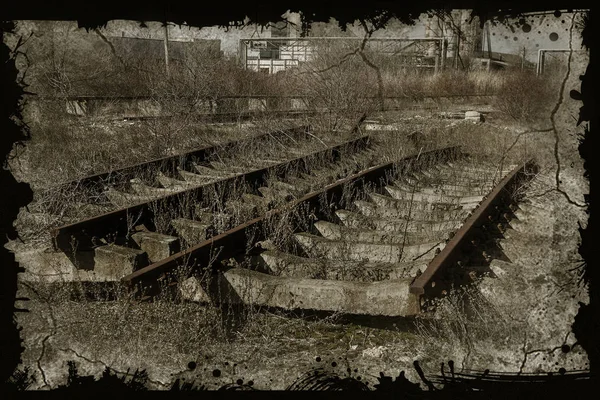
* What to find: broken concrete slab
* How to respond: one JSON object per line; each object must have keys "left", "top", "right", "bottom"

{"left": 399, "top": 175, "right": 494, "bottom": 195}
{"left": 94, "top": 244, "right": 149, "bottom": 280}
{"left": 420, "top": 169, "right": 500, "bottom": 186}
{"left": 179, "top": 276, "right": 212, "bottom": 303}
{"left": 392, "top": 180, "right": 488, "bottom": 198}
{"left": 368, "top": 192, "right": 475, "bottom": 213}
{"left": 131, "top": 231, "right": 180, "bottom": 263}
{"left": 219, "top": 268, "right": 420, "bottom": 316}
{"left": 442, "top": 161, "right": 516, "bottom": 175}
{"left": 170, "top": 218, "right": 209, "bottom": 245}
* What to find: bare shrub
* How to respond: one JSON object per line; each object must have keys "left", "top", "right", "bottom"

{"left": 414, "top": 281, "right": 524, "bottom": 363}
{"left": 493, "top": 70, "right": 553, "bottom": 123}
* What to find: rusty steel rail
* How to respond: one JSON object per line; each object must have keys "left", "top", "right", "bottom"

{"left": 122, "top": 146, "right": 463, "bottom": 290}
{"left": 409, "top": 159, "right": 538, "bottom": 302}
{"left": 51, "top": 134, "right": 371, "bottom": 254}
{"left": 50, "top": 125, "right": 310, "bottom": 191}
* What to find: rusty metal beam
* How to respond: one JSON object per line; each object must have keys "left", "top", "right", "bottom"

{"left": 409, "top": 160, "right": 538, "bottom": 299}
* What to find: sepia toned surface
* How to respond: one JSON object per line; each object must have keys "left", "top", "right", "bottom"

{"left": 4, "top": 9, "right": 590, "bottom": 390}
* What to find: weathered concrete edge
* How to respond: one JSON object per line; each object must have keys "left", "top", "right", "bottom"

{"left": 220, "top": 268, "right": 420, "bottom": 316}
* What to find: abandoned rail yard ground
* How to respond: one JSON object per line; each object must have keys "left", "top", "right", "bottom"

{"left": 4, "top": 13, "right": 591, "bottom": 390}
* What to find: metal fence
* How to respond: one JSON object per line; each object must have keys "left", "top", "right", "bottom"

{"left": 239, "top": 37, "right": 448, "bottom": 74}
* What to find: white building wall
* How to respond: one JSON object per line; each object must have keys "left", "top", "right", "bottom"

{"left": 483, "top": 11, "right": 586, "bottom": 63}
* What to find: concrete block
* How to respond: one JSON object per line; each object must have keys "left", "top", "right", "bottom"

{"left": 191, "top": 163, "right": 234, "bottom": 178}
{"left": 220, "top": 268, "right": 420, "bottom": 316}
{"left": 131, "top": 231, "right": 180, "bottom": 263}
{"left": 335, "top": 209, "right": 462, "bottom": 233}
{"left": 94, "top": 244, "right": 149, "bottom": 280}
{"left": 130, "top": 179, "right": 176, "bottom": 197}
{"left": 395, "top": 181, "right": 489, "bottom": 198}
{"left": 441, "top": 162, "right": 515, "bottom": 175}
{"left": 369, "top": 192, "right": 451, "bottom": 212}
{"left": 179, "top": 276, "right": 212, "bottom": 303}
{"left": 104, "top": 188, "right": 149, "bottom": 207}
{"left": 156, "top": 173, "right": 194, "bottom": 190}
{"left": 177, "top": 168, "right": 221, "bottom": 184}
{"left": 171, "top": 218, "right": 209, "bottom": 245}
{"left": 465, "top": 110, "right": 483, "bottom": 121}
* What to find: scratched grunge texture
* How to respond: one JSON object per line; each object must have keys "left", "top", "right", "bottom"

{"left": 1, "top": 1, "right": 596, "bottom": 393}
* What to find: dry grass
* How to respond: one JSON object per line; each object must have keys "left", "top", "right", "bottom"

{"left": 414, "top": 279, "right": 526, "bottom": 366}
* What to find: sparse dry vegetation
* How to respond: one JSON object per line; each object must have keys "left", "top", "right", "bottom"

{"left": 6, "top": 14, "right": 587, "bottom": 390}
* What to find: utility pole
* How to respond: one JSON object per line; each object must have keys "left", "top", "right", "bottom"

{"left": 485, "top": 23, "right": 492, "bottom": 60}
{"left": 164, "top": 21, "right": 170, "bottom": 75}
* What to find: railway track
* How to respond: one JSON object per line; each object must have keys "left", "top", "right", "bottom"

{"left": 132, "top": 149, "right": 535, "bottom": 317}
{"left": 79, "top": 140, "right": 532, "bottom": 317}
{"left": 23, "top": 117, "right": 538, "bottom": 321}
{"left": 45, "top": 119, "right": 385, "bottom": 268}
{"left": 45, "top": 124, "right": 310, "bottom": 196}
